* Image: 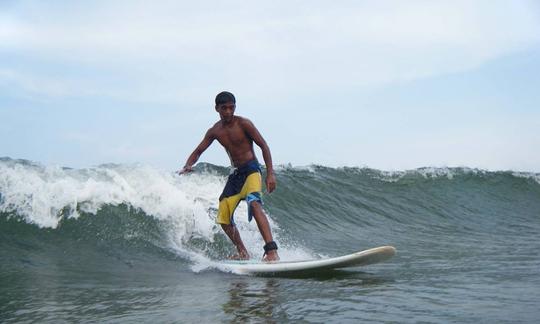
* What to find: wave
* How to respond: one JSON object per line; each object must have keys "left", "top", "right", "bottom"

{"left": 0, "top": 158, "right": 312, "bottom": 272}
{"left": 1, "top": 157, "right": 539, "bottom": 272}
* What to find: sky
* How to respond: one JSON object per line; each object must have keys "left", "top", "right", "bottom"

{"left": 1, "top": 0, "right": 540, "bottom": 172}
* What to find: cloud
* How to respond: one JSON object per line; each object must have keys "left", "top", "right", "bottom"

{"left": 1, "top": 0, "right": 539, "bottom": 102}
{"left": 0, "top": 68, "right": 73, "bottom": 98}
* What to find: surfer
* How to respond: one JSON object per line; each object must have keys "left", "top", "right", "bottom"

{"left": 178, "top": 91, "right": 279, "bottom": 262}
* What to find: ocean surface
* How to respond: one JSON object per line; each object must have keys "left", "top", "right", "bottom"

{"left": 1, "top": 157, "right": 539, "bottom": 323}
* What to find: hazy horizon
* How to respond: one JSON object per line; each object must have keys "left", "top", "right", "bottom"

{"left": 1, "top": 1, "right": 539, "bottom": 172}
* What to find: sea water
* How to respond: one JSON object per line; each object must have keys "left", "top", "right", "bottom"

{"left": 1, "top": 157, "right": 539, "bottom": 323}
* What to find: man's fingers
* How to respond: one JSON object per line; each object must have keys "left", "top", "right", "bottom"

{"left": 266, "top": 180, "right": 276, "bottom": 193}
{"left": 177, "top": 166, "right": 193, "bottom": 175}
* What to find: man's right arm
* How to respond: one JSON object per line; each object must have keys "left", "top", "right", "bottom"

{"left": 178, "top": 128, "right": 215, "bottom": 175}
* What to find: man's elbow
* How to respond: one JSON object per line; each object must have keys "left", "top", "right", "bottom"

{"left": 257, "top": 141, "right": 269, "bottom": 150}
{"left": 261, "top": 143, "right": 271, "bottom": 154}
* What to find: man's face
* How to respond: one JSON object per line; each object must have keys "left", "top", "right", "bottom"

{"left": 216, "top": 102, "right": 235, "bottom": 123}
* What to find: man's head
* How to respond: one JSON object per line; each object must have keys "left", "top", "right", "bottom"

{"left": 215, "top": 91, "right": 236, "bottom": 123}
{"left": 215, "top": 91, "right": 236, "bottom": 106}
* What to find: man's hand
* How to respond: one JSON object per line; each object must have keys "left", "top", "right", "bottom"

{"left": 266, "top": 172, "right": 277, "bottom": 193}
{"left": 177, "top": 165, "right": 193, "bottom": 175}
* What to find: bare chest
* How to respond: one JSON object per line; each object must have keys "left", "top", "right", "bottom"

{"left": 215, "top": 124, "right": 251, "bottom": 148}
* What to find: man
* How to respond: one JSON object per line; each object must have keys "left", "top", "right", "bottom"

{"left": 178, "top": 91, "right": 279, "bottom": 261}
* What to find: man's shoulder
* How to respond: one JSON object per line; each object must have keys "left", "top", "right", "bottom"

{"left": 235, "top": 115, "right": 254, "bottom": 126}
{"left": 206, "top": 121, "right": 222, "bottom": 136}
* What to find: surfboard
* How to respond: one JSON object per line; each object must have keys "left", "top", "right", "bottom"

{"left": 218, "top": 245, "right": 396, "bottom": 275}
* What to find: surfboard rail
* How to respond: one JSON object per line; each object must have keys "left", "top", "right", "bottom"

{"left": 218, "top": 245, "right": 396, "bottom": 275}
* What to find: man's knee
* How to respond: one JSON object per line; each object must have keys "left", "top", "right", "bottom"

{"left": 249, "top": 200, "right": 263, "bottom": 211}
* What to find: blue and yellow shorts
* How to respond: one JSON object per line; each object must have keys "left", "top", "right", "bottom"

{"left": 217, "top": 160, "right": 263, "bottom": 225}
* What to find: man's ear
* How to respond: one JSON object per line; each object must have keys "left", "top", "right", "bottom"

{"left": 215, "top": 105, "right": 219, "bottom": 112}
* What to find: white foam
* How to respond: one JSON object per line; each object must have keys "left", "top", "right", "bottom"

{"left": 511, "top": 171, "right": 540, "bottom": 185}
{"left": 372, "top": 166, "right": 488, "bottom": 182}
{"left": 0, "top": 159, "right": 314, "bottom": 271}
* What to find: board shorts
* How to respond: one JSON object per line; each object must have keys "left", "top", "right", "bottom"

{"left": 217, "top": 160, "right": 263, "bottom": 225}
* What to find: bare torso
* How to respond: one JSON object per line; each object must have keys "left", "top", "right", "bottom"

{"left": 210, "top": 116, "right": 256, "bottom": 167}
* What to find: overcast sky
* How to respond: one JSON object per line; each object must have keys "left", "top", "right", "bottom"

{"left": 1, "top": 0, "right": 539, "bottom": 171}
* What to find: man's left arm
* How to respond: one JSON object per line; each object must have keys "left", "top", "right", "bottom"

{"left": 242, "top": 119, "right": 276, "bottom": 193}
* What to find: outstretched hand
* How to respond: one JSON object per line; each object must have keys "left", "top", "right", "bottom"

{"left": 266, "top": 173, "right": 276, "bottom": 193}
{"left": 177, "top": 165, "right": 193, "bottom": 175}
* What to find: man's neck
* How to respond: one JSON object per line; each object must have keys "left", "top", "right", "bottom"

{"left": 221, "top": 117, "right": 235, "bottom": 126}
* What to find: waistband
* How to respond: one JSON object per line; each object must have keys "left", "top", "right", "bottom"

{"left": 233, "top": 159, "right": 261, "bottom": 175}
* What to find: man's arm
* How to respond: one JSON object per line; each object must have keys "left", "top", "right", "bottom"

{"left": 178, "top": 128, "right": 215, "bottom": 175}
{"left": 241, "top": 119, "right": 276, "bottom": 193}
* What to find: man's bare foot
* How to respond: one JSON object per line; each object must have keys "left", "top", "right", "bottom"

{"left": 262, "top": 250, "right": 279, "bottom": 262}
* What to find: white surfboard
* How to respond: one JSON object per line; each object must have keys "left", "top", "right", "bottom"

{"left": 218, "top": 245, "right": 396, "bottom": 275}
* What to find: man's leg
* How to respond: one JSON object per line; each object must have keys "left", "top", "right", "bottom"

{"left": 220, "top": 224, "right": 250, "bottom": 260}
{"left": 250, "top": 201, "right": 280, "bottom": 261}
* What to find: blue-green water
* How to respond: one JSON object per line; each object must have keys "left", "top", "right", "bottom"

{"left": 1, "top": 158, "right": 539, "bottom": 323}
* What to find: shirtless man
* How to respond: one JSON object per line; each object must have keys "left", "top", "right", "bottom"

{"left": 178, "top": 91, "right": 279, "bottom": 261}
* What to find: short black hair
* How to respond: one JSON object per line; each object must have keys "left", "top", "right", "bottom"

{"left": 215, "top": 91, "right": 236, "bottom": 105}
